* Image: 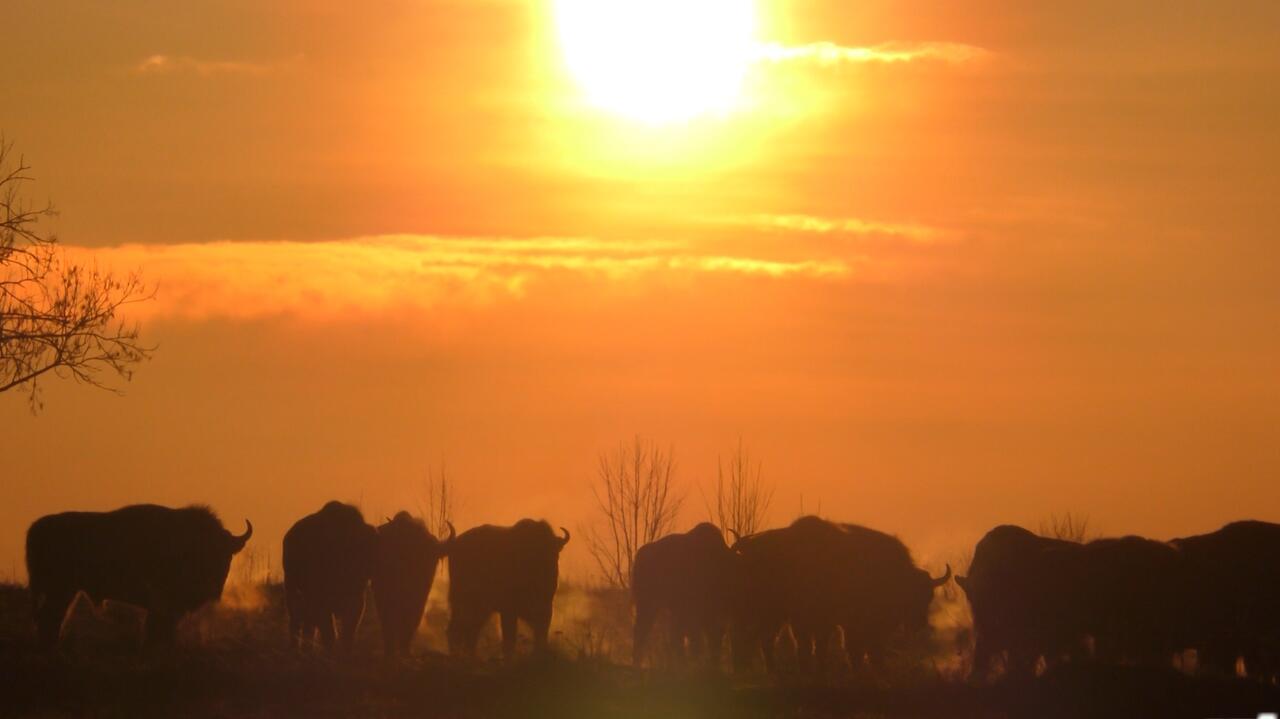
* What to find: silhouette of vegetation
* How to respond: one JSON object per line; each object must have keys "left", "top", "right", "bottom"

{"left": 1038, "top": 512, "right": 1093, "bottom": 543}
{"left": 417, "top": 462, "right": 457, "bottom": 539}
{"left": 704, "top": 437, "right": 774, "bottom": 541}
{"left": 585, "top": 436, "right": 683, "bottom": 589}
{"left": 0, "top": 137, "right": 151, "bottom": 410}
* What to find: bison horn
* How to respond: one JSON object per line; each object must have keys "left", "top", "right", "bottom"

{"left": 728, "top": 528, "right": 742, "bottom": 543}
{"left": 558, "top": 526, "right": 571, "bottom": 546}
{"left": 231, "top": 519, "right": 253, "bottom": 552}
{"left": 930, "top": 563, "right": 952, "bottom": 588}
{"left": 445, "top": 521, "right": 457, "bottom": 542}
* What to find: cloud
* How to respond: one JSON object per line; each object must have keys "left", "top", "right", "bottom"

{"left": 755, "top": 41, "right": 990, "bottom": 67}
{"left": 718, "top": 214, "right": 950, "bottom": 244}
{"left": 65, "top": 234, "right": 851, "bottom": 320}
{"left": 134, "top": 54, "right": 302, "bottom": 77}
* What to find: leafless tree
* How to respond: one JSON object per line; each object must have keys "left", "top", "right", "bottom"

{"left": 416, "top": 461, "right": 457, "bottom": 539}
{"left": 586, "top": 436, "right": 683, "bottom": 589}
{"left": 704, "top": 437, "right": 774, "bottom": 541}
{"left": 1039, "top": 512, "right": 1093, "bottom": 543}
{"left": 0, "top": 138, "right": 151, "bottom": 410}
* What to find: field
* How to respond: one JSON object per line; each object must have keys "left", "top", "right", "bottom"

{"left": 2, "top": 581, "right": 1280, "bottom": 719}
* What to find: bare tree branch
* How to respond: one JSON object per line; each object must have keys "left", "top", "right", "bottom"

{"left": 702, "top": 437, "right": 775, "bottom": 541}
{"left": 0, "top": 137, "right": 153, "bottom": 411}
{"left": 586, "top": 436, "right": 683, "bottom": 589}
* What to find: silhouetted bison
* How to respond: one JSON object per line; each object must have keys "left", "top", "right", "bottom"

{"left": 26, "top": 504, "right": 253, "bottom": 647}
{"left": 632, "top": 522, "right": 736, "bottom": 667}
{"left": 1173, "top": 520, "right": 1280, "bottom": 679}
{"left": 1077, "top": 535, "right": 1183, "bottom": 667}
{"left": 729, "top": 524, "right": 795, "bottom": 674}
{"left": 829, "top": 521, "right": 951, "bottom": 670}
{"left": 283, "top": 501, "right": 378, "bottom": 652}
{"left": 956, "top": 525, "right": 1085, "bottom": 681}
{"left": 446, "top": 519, "right": 570, "bottom": 659}
{"left": 372, "top": 512, "right": 454, "bottom": 657}
{"left": 732, "top": 516, "right": 950, "bottom": 675}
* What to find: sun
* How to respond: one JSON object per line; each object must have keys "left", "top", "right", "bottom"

{"left": 554, "top": 0, "right": 759, "bottom": 124}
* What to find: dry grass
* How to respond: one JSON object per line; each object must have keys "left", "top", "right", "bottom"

{"left": 2, "top": 581, "right": 1279, "bottom": 719}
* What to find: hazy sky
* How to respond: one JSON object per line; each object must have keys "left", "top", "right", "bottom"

{"left": 3, "top": 0, "right": 1279, "bottom": 579}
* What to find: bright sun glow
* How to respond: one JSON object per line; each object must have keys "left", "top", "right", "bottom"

{"left": 555, "top": 0, "right": 759, "bottom": 124}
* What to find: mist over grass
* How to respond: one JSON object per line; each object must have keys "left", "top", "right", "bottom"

{"left": 4, "top": 570, "right": 1280, "bottom": 719}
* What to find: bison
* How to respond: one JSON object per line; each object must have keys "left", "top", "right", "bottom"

{"left": 26, "top": 504, "right": 253, "bottom": 647}
{"left": 631, "top": 522, "right": 736, "bottom": 667}
{"left": 829, "top": 521, "right": 951, "bottom": 671}
{"left": 729, "top": 524, "right": 797, "bottom": 674}
{"left": 1173, "top": 520, "right": 1280, "bottom": 679}
{"left": 1076, "top": 535, "right": 1184, "bottom": 667}
{"left": 956, "top": 525, "right": 1086, "bottom": 681}
{"left": 731, "top": 516, "right": 950, "bottom": 676}
{"left": 446, "top": 519, "right": 570, "bottom": 659}
{"left": 958, "top": 526, "right": 1189, "bottom": 681}
{"left": 372, "top": 512, "right": 454, "bottom": 657}
{"left": 283, "top": 501, "right": 378, "bottom": 652}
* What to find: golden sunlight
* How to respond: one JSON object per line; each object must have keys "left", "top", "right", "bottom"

{"left": 554, "top": 0, "right": 759, "bottom": 124}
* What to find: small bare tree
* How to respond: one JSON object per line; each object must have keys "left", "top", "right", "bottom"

{"left": 416, "top": 461, "right": 457, "bottom": 538}
{"left": 0, "top": 138, "right": 151, "bottom": 410}
{"left": 587, "top": 436, "right": 683, "bottom": 589}
{"left": 1039, "top": 512, "right": 1092, "bottom": 543}
{"left": 704, "top": 437, "right": 774, "bottom": 541}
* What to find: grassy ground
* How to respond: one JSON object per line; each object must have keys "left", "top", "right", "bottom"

{"left": 3, "top": 582, "right": 1279, "bottom": 719}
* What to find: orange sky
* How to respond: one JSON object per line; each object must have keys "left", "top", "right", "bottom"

{"left": 3, "top": 0, "right": 1279, "bottom": 579}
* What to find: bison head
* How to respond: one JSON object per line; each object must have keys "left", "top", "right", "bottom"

{"left": 899, "top": 563, "right": 951, "bottom": 636}
{"left": 185, "top": 516, "right": 253, "bottom": 609}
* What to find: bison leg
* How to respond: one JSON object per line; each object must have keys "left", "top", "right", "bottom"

{"left": 336, "top": 607, "right": 363, "bottom": 654}
{"left": 731, "top": 628, "right": 755, "bottom": 674}
{"left": 384, "top": 618, "right": 406, "bottom": 658}
{"left": 969, "top": 635, "right": 996, "bottom": 684}
{"left": 813, "top": 629, "right": 833, "bottom": 678}
{"left": 288, "top": 612, "right": 303, "bottom": 650}
{"left": 669, "top": 616, "right": 695, "bottom": 668}
{"left": 317, "top": 613, "right": 337, "bottom": 650}
{"left": 447, "top": 607, "right": 485, "bottom": 657}
{"left": 1005, "top": 645, "right": 1038, "bottom": 682}
{"left": 527, "top": 605, "right": 554, "bottom": 656}
{"left": 705, "top": 619, "right": 727, "bottom": 670}
{"left": 35, "top": 588, "right": 73, "bottom": 649}
{"left": 499, "top": 611, "right": 520, "bottom": 660}
{"left": 633, "top": 602, "right": 656, "bottom": 667}
{"left": 793, "top": 622, "right": 818, "bottom": 675}
{"left": 760, "top": 621, "right": 783, "bottom": 675}
{"left": 286, "top": 588, "right": 306, "bottom": 650}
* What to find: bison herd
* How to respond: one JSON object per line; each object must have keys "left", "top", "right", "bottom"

{"left": 959, "top": 521, "right": 1280, "bottom": 682}
{"left": 22, "top": 503, "right": 1280, "bottom": 683}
